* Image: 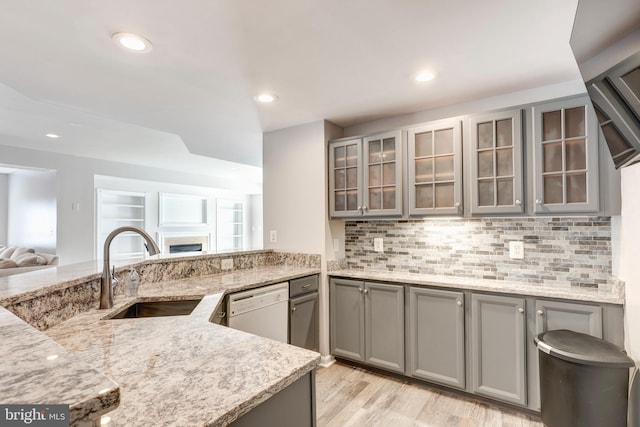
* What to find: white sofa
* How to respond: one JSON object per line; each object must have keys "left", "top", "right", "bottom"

{"left": 0, "top": 246, "right": 59, "bottom": 277}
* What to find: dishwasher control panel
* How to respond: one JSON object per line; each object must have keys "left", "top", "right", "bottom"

{"left": 227, "top": 282, "right": 289, "bottom": 316}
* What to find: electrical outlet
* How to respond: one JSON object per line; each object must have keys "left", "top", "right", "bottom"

{"left": 373, "top": 237, "right": 384, "bottom": 253}
{"left": 221, "top": 258, "right": 233, "bottom": 270}
{"left": 509, "top": 241, "right": 524, "bottom": 259}
{"left": 333, "top": 238, "right": 340, "bottom": 252}
{"left": 269, "top": 230, "right": 278, "bottom": 243}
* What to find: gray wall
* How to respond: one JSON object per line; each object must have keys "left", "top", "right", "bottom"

{"left": 8, "top": 169, "right": 57, "bottom": 253}
{"left": 0, "top": 174, "right": 7, "bottom": 245}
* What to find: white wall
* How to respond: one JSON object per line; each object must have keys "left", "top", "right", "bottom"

{"left": 263, "top": 120, "right": 344, "bottom": 360}
{"left": 0, "top": 174, "right": 8, "bottom": 245}
{"left": 0, "top": 144, "right": 262, "bottom": 264}
{"left": 619, "top": 163, "right": 640, "bottom": 363}
{"left": 7, "top": 169, "right": 57, "bottom": 253}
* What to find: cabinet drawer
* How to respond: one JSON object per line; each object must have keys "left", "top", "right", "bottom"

{"left": 290, "top": 275, "right": 319, "bottom": 297}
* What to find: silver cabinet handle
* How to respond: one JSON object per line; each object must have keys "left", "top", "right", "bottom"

{"left": 515, "top": 199, "right": 522, "bottom": 205}
{"left": 358, "top": 288, "right": 364, "bottom": 293}
{"left": 215, "top": 311, "right": 226, "bottom": 318}
{"left": 363, "top": 288, "right": 369, "bottom": 294}
{"left": 535, "top": 199, "right": 542, "bottom": 205}
{"left": 301, "top": 284, "right": 311, "bottom": 289}
{"left": 456, "top": 300, "right": 463, "bottom": 307}
{"left": 291, "top": 306, "right": 297, "bottom": 312}
{"left": 518, "top": 307, "right": 524, "bottom": 313}
{"left": 537, "top": 310, "right": 544, "bottom": 315}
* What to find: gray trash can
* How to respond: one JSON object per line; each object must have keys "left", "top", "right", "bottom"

{"left": 535, "top": 330, "right": 634, "bottom": 427}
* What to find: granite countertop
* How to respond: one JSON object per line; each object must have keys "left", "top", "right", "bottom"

{"left": 329, "top": 269, "right": 624, "bottom": 304}
{"left": 2, "top": 264, "right": 321, "bottom": 427}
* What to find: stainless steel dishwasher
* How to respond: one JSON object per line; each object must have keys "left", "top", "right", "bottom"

{"left": 289, "top": 275, "right": 319, "bottom": 352}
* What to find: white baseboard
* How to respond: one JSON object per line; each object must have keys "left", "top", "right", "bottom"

{"left": 318, "top": 355, "right": 335, "bottom": 368}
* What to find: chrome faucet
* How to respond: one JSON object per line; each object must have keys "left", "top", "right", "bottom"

{"left": 100, "top": 226, "right": 160, "bottom": 309}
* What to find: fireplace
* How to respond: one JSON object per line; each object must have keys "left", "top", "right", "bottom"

{"left": 157, "top": 232, "right": 211, "bottom": 254}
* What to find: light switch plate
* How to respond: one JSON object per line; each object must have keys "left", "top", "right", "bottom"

{"left": 221, "top": 258, "right": 233, "bottom": 270}
{"left": 269, "top": 230, "right": 278, "bottom": 243}
{"left": 373, "top": 237, "right": 384, "bottom": 253}
{"left": 509, "top": 241, "right": 524, "bottom": 259}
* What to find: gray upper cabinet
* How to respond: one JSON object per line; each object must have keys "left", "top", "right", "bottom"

{"left": 329, "top": 131, "right": 402, "bottom": 218}
{"left": 362, "top": 131, "right": 403, "bottom": 216}
{"left": 407, "top": 287, "right": 465, "bottom": 389}
{"left": 330, "top": 279, "right": 404, "bottom": 373}
{"left": 467, "top": 109, "right": 524, "bottom": 215}
{"left": 471, "top": 293, "right": 527, "bottom": 407}
{"left": 364, "top": 282, "right": 405, "bottom": 373}
{"left": 531, "top": 96, "right": 600, "bottom": 213}
{"left": 330, "top": 278, "right": 365, "bottom": 362}
{"left": 408, "top": 119, "right": 463, "bottom": 216}
{"left": 329, "top": 138, "right": 362, "bottom": 218}
{"left": 607, "top": 53, "right": 640, "bottom": 120}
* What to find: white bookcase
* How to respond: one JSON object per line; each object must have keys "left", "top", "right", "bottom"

{"left": 96, "top": 189, "right": 149, "bottom": 260}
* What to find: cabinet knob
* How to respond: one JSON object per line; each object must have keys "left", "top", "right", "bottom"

{"left": 537, "top": 309, "right": 544, "bottom": 316}
{"left": 535, "top": 199, "right": 542, "bottom": 205}
{"left": 358, "top": 288, "right": 364, "bottom": 293}
{"left": 515, "top": 199, "right": 522, "bottom": 206}
{"left": 455, "top": 202, "right": 461, "bottom": 208}
{"left": 363, "top": 288, "right": 369, "bottom": 294}
{"left": 357, "top": 206, "right": 363, "bottom": 211}
{"left": 363, "top": 206, "right": 368, "bottom": 212}
{"left": 456, "top": 300, "right": 463, "bottom": 307}
{"left": 518, "top": 307, "right": 524, "bottom": 313}
{"left": 291, "top": 306, "right": 297, "bottom": 313}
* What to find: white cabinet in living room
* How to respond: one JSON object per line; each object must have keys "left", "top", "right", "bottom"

{"left": 96, "top": 189, "right": 148, "bottom": 260}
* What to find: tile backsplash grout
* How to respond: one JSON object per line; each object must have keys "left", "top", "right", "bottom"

{"left": 344, "top": 216, "right": 613, "bottom": 288}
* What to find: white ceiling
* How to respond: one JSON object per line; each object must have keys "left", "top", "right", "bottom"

{"left": 0, "top": 0, "right": 638, "bottom": 178}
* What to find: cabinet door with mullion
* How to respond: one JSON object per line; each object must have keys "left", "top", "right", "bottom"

{"left": 329, "top": 138, "right": 362, "bottom": 218}
{"left": 532, "top": 96, "right": 599, "bottom": 213}
{"left": 606, "top": 52, "right": 640, "bottom": 119}
{"left": 468, "top": 109, "right": 524, "bottom": 215}
{"left": 408, "top": 119, "right": 463, "bottom": 216}
{"left": 362, "top": 131, "right": 403, "bottom": 216}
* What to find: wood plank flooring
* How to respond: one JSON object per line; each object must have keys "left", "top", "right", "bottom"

{"left": 315, "top": 362, "right": 543, "bottom": 427}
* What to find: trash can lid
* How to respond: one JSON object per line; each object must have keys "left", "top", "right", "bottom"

{"left": 535, "top": 329, "right": 634, "bottom": 368}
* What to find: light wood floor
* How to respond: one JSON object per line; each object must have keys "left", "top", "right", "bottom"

{"left": 315, "top": 362, "right": 543, "bottom": 427}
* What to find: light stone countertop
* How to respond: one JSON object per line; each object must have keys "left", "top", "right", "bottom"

{"left": 3, "top": 265, "right": 321, "bottom": 427}
{"left": 329, "top": 269, "right": 624, "bottom": 304}
{"left": 0, "top": 307, "right": 120, "bottom": 426}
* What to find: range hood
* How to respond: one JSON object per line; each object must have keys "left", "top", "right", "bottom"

{"left": 570, "top": 0, "right": 640, "bottom": 169}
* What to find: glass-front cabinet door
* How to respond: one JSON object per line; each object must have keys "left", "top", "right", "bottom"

{"left": 532, "top": 96, "right": 599, "bottom": 213}
{"left": 468, "top": 109, "right": 523, "bottom": 215}
{"left": 408, "top": 119, "right": 462, "bottom": 216}
{"left": 329, "top": 138, "right": 362, "bottom": 218}
{"left": 362, "top": 130, "right": 403, "bottom": 216}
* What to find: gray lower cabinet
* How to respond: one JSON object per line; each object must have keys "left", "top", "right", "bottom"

{"left": 330, "top": 278, "right": 365, "bottom": 362}
{"left": 330, "top": 279, "right": 405, "bottom": 374}
{"left": 364, "top": 282, "right": 405, "bottom": 373}
{"left": 471, "top": 293, "right": 527, "bottom": 407}
{"left": 407, "top": 287, "right": 465, "bottom": 389}
{"left": 290, "top": 292, "right": 319, "bottom": 352}
{"left": 528, "top": 298, "right": 604, "bottom": 410}
{"left": 230, "top": 371, "right": 316, "bottom": 427}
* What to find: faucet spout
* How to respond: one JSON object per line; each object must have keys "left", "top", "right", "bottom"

{"left": 100, "top": 226, "right": 160, "bottom": 309}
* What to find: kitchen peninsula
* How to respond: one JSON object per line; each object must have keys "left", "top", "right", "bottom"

{"left": 0, "top": 250, "right": 321, "bottom": 426}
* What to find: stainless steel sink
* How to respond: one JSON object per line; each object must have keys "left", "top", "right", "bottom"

{"left": 107, "top": 299, "right": 203, "bottom": 319}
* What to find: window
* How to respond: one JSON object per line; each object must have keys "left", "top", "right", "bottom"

{"left": 216, "top": 200, "right": 244, "bottom": 252}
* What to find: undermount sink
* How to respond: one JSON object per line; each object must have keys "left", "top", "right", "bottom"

{"left": 107, "top": 299, "right": 203, "bottom": 319}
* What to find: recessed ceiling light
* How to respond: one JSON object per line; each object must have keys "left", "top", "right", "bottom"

{"left": 254, "top": 93, "right": 278, "bottom": 103}
{"left": 45, "top": 133, "right": 60, "bottom": 139}
{"left": 112, "top": 32, "right": 153, "bottom": 53}
{"left": 68, "top": 122, "right": 82, "bottom": 127}
{"left": 415, "top": 70, "right": 436, "bottom": 83}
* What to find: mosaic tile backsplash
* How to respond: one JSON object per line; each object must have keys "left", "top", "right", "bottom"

{"left": 345, "top": 216, "right": 613, "bottom": 287}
